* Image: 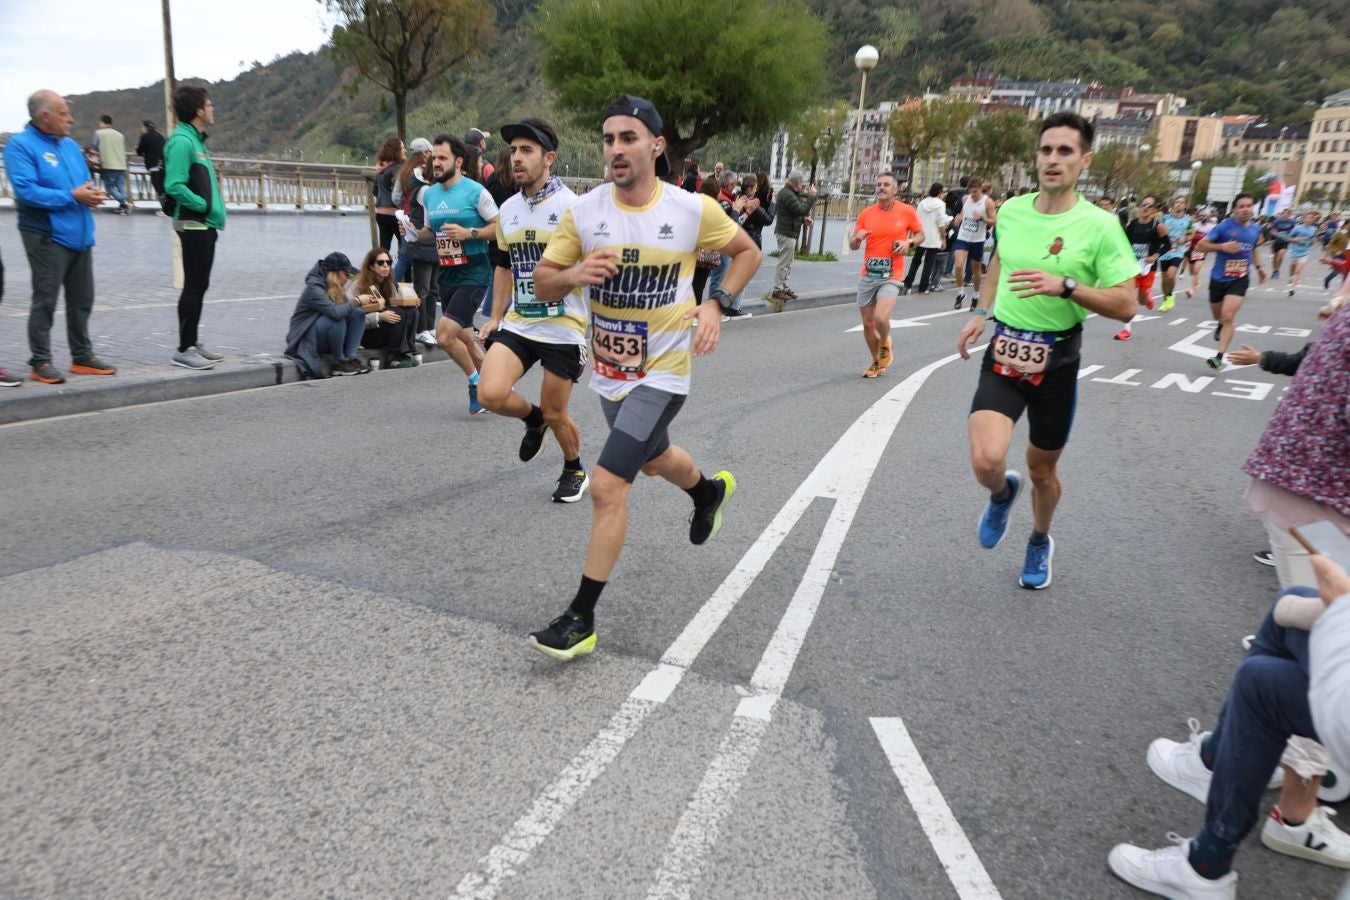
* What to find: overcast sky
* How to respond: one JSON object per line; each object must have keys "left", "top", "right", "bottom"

{"left": 0, "top": 0, "right": 335, "bottom": 133}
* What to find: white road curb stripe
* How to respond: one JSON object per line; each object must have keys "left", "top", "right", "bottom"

{"left": 870, "top": 717, "right": 1003, "bottom": 900}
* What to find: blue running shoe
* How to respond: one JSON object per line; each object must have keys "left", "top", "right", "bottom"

{"left": 978, "top": 470, "right": 1022, "bottom": 549}
{"left": 469, "top": 382, "right": 485, "bottom": 415}
{"left": 1019, "top": 535, "right": 1054, "bottom": 589}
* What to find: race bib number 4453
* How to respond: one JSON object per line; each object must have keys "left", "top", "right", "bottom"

{"left": 592, "top": 314, "right": 647, "bottom": 380}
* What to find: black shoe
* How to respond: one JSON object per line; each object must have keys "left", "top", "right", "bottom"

{"left": 527, "top": 610, "right": 596, "bottom": 661}
{"left": 689, "top": 470, "right": 737, "bottom": 545}
{"left": 723, "top": 308, "right": 750, "bottom": 319}
{"left": 331, "top": 359, "right": 360, "bottom": 376}
{"left": 1253, "top": 549, "right": 1276, "bottom": 567}
{"left": 553, "top": 468, "right": 590, "bottom": 503}
{"left": 350, "top": 356, "right": 372, "bottom": 374}
{"left": 519, "top": 423, "right": 550, "bottom": 462}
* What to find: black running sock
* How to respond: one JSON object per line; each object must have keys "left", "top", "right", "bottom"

{"left": 991, "top": 479, "right": 1013, "bottom": 504}
{"left": 569, "top": 575, "right": 606, "bottom": 623}
{"left": 1187, "top": 827, "right": 1236, "bottom": 880}
{"left": 685, "top": 474, "right": 719, "bottom": 508}
{"left": 564, "top": 457, "right": 583, "bottom": 472}
{"left": 1029, "top": 530, "right": 1049, "bottom": 546}
{"left": 524, "top": 405, "right": 545, "bottom": 429}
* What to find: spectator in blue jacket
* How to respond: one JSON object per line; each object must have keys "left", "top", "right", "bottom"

{"left": 3, "top": 90, "right": 116, "bottom": 384}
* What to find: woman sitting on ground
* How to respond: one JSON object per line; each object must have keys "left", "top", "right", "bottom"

{"left": 347, "top": 248, "right": 421, "bottom": 368}
{"left": 284, "top": 252, "right": 369, "bottom": 378}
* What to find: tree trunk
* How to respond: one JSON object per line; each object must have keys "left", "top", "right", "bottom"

{"left": 395, "top": 90, "right": 408, "bottom": 142}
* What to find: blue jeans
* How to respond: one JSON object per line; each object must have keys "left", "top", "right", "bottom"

{"left": 479, "top": 271, "right": 495, "bottom": 317}
{"left": 709, "top": 255, "right": 741, "bottom": 312}
{"left": 1200, "top": 587, "right": 1319, "bottom": 847}
{"left": 314, "top": 308, "right": 365, "bottom": 360}
{"left": 102, "top": 170, "right": 126, "bottom": 206}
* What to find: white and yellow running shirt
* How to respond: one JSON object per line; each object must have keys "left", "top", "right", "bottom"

{"left": 543, "top": 182, "right": 739, "bottom": 400}
{"left": 497, "top": 185, "right": 586, "bottom": 347}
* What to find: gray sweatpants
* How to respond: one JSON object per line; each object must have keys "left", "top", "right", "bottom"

{"left": 774, "top": 233, "right": 796, "bottom": 291}
{"left": 21, "top": 230, "right": 96, "bottom": 366}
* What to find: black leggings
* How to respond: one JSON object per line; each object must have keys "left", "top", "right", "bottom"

{"left": 376, "top": 213, "right": 399, "bottom": 253}
{"left": 177, "top": 228, "right": 217, "bottom": 351}
{"left": 903, "top": 246, "right": 941, "bottom": 290}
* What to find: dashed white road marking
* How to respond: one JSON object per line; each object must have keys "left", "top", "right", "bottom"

{"left": 456, "top": 344, "right": 984, "bottom": 899}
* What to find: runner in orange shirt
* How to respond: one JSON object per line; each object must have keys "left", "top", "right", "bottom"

{"left": 848, "top": 172, "right": 924, "bottom": 377}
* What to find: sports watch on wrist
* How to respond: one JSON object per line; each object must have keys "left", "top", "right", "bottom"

{"left": 710, "top": 288, "right": 733, "bottom": 308}
{"left": 1060, "top": 277, "right": 1079, "bottom": 299}
{"left": 470, "top": 227, "right": 479, "bottom": 240}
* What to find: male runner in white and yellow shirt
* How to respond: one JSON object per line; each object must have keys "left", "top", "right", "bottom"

{"left": 478, "top": 118, "right": 591, "bottom": 503}
{"left": 525, "top": 94, "right": 761, "bottom": 661}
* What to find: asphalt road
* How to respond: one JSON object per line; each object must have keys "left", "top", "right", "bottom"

{"left": 1, "top": 274, "right": 1344, "bottom": 899}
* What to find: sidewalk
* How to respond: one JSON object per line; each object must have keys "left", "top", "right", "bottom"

{"left": 0, "top": 207, "right": 861, "bottom": 423}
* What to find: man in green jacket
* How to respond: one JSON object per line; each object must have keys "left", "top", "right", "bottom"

{"left": 772, "top": 170, "right": 817, "bottom": 301}
{"left": 163, "top": 84, "right": 226, "bottom": 370}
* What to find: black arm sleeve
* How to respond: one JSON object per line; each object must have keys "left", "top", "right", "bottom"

{"left": 1260, "top": 344, "right": 1310, "bottom": 377}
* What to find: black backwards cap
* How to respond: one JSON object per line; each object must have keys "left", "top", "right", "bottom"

{"left": 500, "top": 121, "right": 558, "bottom": 153}
{"left": 320, "top": 252, "right": 358, "bottom": 275}
{"left": 604, "top": 94, "right": 670, "bottom": 178}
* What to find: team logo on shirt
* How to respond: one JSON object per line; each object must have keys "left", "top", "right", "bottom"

{"left": 43, "top": 152, "right": 58, "bottom": 167}
{"left": 593, "top": 221, "right": 610, "bottom": 237}
{"left": 548, "top": 213, "right": 559, "bottom": 225}
{"left": 658, "top": 223, "right": 674, "bottom": 239}
{"left": 1044, "top": 237, "right": 1065, "bottom": 261}
{"left": 508, "top": 214, "right": 519, "bottom": 226}
{"left": 525, "top": 229, "right": 537, "bottom": 241}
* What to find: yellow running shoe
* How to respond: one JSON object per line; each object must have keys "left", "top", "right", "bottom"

{"left": 877, "top": 336, "right": 893, "bottom": 373}
{"left": 863, "top": 360, "right": 881, "bottom": 378}
{"left": 1159, "top": 294, "right": 1175, "bottom": 312}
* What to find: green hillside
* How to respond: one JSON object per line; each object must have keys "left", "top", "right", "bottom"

{"left": 62, "top": 0, "right": 1349, "bottom": 165}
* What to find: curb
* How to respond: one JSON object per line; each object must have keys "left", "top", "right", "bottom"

{"left": 0, "top": 293, "right": 858, "bottom": 425}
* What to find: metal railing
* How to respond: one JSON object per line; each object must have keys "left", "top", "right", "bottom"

{"left": 0, "top": 155, "right": 607, "bottom": 210}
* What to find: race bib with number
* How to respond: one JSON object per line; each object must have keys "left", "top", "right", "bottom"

{"left": 992, "top": 323, "right": 1054, "bottom": 379}
{"left": 865, "top": 257, "right": 892, "bottom": 279}
{"left": 1223, "top": 258, "right": 1249, "bottom": 278}
{"left": 959, "top": 217, "right": 981, "bottom": 238}
{"left": 436, "top": 235, "right": 467, "bottom": 267}
{"left": 592, "top": 314, "right": 648, "bottom": 381}
{"left": 512, "top": 266, "right": 562, "bottom": 319}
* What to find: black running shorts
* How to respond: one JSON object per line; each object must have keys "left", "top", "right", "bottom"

{"left": 1208, "top": 276, "right": 1249, "bottom": 305}
{"left": 487, "top": 327, "right": 587, "bottom": 383}
{"left": 969, "top": 328, "right": 1081, "bottom": 452}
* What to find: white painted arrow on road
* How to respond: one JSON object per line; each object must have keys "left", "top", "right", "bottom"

{"left": 845, "top": 307, "right": 969, "bottom": 333}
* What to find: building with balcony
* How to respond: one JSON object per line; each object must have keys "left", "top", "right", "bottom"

{"left": 1299, "top": 89, "right": 1350, "bottom": 206}
{"left": 1151, "top": 115, "right": 1224, "bottom": 163}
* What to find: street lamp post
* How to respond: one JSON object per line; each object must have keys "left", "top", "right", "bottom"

{"left": 841, "top": 44, "right": 879, "bottom": 257}
{"left": 1188, "top": 159, "right": 1203, "bottom": 198}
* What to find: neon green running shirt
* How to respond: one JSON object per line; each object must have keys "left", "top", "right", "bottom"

{"left": 989, "top": 193, "right": 1138, "bottom": 333}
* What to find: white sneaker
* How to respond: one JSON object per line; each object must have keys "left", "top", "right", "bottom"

{"left": 1148, "top": 719, "right": 1214, "bottom": 803}
{"left": 194, "top": 343, "right": 225, "bottom": 361}
{"left": 416, "top": 330, "right": 437, "bottom": 346}
{"left": 1108, "top": 834, "right": 1237, "bottom": 899}
{"left": 1261, "top": 806, "right": 1350, "bottom": 868}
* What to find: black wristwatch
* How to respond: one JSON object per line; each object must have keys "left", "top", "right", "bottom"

{"left": 710, "top": 288, "right": 733, "bottom": 308}
{"left": 470, "top": 227, "right": 479, "bottom": 240}
{"left": 1060, "top": 277, "right": 1079, "bottom": 299}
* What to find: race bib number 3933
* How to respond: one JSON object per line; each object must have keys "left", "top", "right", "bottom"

{"left": 992, "top": 323, "right": 1053, "bottom": 377}
{"left": 592, "top": 313, "right": 647, "bottom": 380}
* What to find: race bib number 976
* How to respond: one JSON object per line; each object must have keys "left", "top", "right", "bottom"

{"left": 592, "top": 314, "right": 647, "bottom": 381}
{"left": 436, "top": 235, "right": 467, "bottom": 267}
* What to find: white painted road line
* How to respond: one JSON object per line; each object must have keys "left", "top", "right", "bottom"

{"left": 648, "top": 351, "right": 975, "bottom": 899}
{"left": 846, "top": 307, "right": 970, "bottom": 332}
{"left": 870, "top": 717, "right": 1004, "bottom": 900}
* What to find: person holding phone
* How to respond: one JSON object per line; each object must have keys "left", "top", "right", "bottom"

{"left": 1242, "top": 303, "right": 1350, "bottom": 590}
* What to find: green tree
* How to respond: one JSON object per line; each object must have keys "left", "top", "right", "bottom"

{"left": 1087, "top": 142, "right": 1150, "bottom": 198}
{"left": 888, "top": 100, "right": 975, "bottom": 188}
{"left": 534, "top": 0, "right": 828, "bottom": 167}
{"left": 787, "top": 103, "right": 849, "bottom": 185}
{"left": 326, "top": 0, "right": 494, "bottom": 140}
{"left": 959, "top": 110, "right": 1035, "bottom": 193}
